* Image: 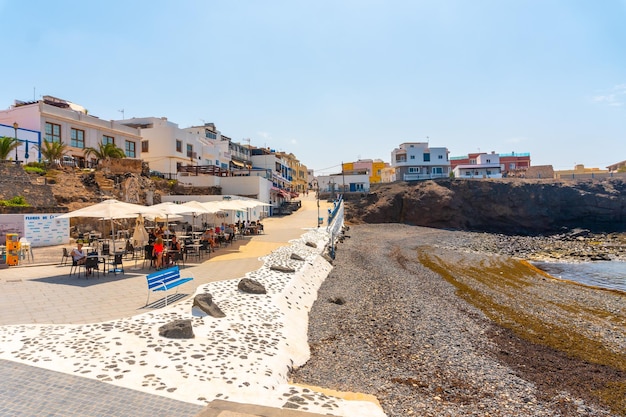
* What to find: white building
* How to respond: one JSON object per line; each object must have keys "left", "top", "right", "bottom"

{"left": 315, "top": 173, "right": 370, "bottom": 194}
{"left": 0, "top": 96, "right": 142, "bottom": 166}
{"left": 390, "top": 142, "right": 450, "bottom": 181}
{"left": 118, "top": 117, "right": 227, "bottom": 178}
{"left": 452, "top": 152, "right": 502, "bottom": 179}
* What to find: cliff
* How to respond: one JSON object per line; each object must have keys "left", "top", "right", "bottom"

{"left": 344, "top": 178, "right": 626, "bottom": 235}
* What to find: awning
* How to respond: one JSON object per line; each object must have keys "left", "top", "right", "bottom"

{"left": 230, "top": 160, "right": 245, "bottom": 168}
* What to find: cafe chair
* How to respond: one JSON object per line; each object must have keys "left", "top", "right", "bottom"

{"left": 69, "top": 258, "right": 81, "bottom": 276}
{"left": 109, "top": 253, "right": 124, "bottom": 275}
{"left": 143, "top": 245, "right": 155, "bottom": 269}
{"left": 61, "top": 248, "right": 71, "bottom": 266}
{"left": 84, "top": 257, "right": 101, "bottom": 278}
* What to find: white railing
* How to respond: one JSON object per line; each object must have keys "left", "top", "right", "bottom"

{"left": 326, "top": 198, "right": 344, "bottom": 259}
{"left": 402, "top": 173, "right": 448, "bottom": 181}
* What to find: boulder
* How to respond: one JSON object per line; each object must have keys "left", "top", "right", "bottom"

{"left": 193, "top": 293, "right": 226, "bottom": 318}
{"left": 158, "top": 319, "right": 194, "bottom": 339}
{"left": 238, "top": 278, "right": 267, "bottom": 294}
{"left": 270, "top": 264, "right": 296, "bottom": 273}
{"left": 290, "top": 253, "right": 305, "bottom": 261}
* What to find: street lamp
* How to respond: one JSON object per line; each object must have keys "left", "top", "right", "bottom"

{"left": 313, "top": 179, "right": 320, "bottom": 228}
{"left": 12, "top": 122, "right": 18, "bottom": 163}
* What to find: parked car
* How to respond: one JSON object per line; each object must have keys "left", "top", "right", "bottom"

{"left": 149, "top": 170, "right": 165, "bottom": 178}
{"left": 59, "top": 155, "right": 76, "bottom": 167}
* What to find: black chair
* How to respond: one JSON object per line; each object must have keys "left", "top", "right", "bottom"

{"left": 170, "top": 250, "right": 185, "bottom": 267}
{"left": 69, "top": 259, "right": 81, "bottom": 276}
{"left": 102, "top": 243, "right": 110, "bottom": 257}
{"left": 109, "top": 253, "right": 124, "bottom": 275}
{"left": 61, "top": 248, "right": 71, "bottom": 266}
{"left": 143, "top": 245, "right": 155, "bottom": 269}
{"left": 84, "top": 257, "right": 101, "bottom": 278}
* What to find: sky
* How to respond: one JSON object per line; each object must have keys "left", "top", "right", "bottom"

{"left": 1, "top": 0, "right": 625, "bottom": 174}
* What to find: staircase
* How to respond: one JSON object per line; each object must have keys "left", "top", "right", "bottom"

{"left": 94, "top": 171, "right": 115, "bottom": 193}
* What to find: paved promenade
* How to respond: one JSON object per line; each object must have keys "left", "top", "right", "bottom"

{"left": 0, "top": 196, "right": 387, "bottom": 417}
{"left": 0, "top": 195, "right": 327, "bottom": 326}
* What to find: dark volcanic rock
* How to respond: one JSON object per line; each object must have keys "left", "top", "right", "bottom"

{"left": 290, "top": 253, "right": 305, "bottom": 261}
{"left": 345, "top": 178, "right": 626, "bottom": 235}
{"left": 238, "top": 278, "right": 267, "bottom": 294}
{"left": 193, "top": 293, "right": 226, "bottom": 318}
{"left": 158, "top": 319, "right": 194, "bottom": 339}
{"left": 270, "top": 265, "right": 296, "bottom": 273}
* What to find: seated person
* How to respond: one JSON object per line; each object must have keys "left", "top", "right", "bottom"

{"left": 200, "top": 229, "right": 216, "bottom": 249}
{"left": 71, "top": 243, "right": 93, "bottom": 275}
{"left": 71, "top": 243, "right": 87, "bottom": 266}
{"left": 164, "top": 235, "right": 181, "bottom": 266}
{"left": 152, "top": 237, "right": 165, "bottom": 269}
{"left": 224, "top": 224, "right": 234, "bottom": 235}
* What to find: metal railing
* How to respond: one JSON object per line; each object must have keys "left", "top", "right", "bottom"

{"left": 326, "top": 196, "right": 344, "bottom": 259}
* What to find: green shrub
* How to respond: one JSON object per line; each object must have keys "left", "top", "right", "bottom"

{"left": 24, "top": 166, "right": 46, "bottom": 175}
{"left": 0, "top": 196, "right": 30, "bottom": 207}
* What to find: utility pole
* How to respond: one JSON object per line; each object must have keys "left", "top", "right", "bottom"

{"left": 342, "top": 161, "right": 346, "bottom": 196}
{"left": 243, "top": 138, "right": 251, "bottom": 175}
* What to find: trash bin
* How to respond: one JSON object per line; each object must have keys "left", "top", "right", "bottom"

{"left": 6, "top": 233, "right": 20, "bottom": 266}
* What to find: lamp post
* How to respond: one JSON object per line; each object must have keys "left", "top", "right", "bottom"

{"left": 13, "top": 122, "right": 18, "bottom": 163}
{"left": 314, "top": 179, "right": 320, "bottom": 228}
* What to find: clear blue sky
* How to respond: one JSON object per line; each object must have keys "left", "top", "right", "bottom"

{"left": 2, "top": 0, "right": 625, "bottom": 174}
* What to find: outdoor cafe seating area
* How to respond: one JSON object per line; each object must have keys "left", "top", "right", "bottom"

{"left": 57, "top": 199, "right": 269, "bottom": 278}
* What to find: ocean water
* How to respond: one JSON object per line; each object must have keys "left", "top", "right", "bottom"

{"left": 532, "top": 261, "right": 626, "bottom": 292}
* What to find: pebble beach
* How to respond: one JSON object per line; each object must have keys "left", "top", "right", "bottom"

{"left": 290, "top": 223, "right": 626, "bottom": 417}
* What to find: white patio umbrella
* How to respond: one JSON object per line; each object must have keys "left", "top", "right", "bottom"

{"left": 180, "top": 200, "right": 222, "bottom": 231}
{"left": 57, "top": 199, "right": 171, "bottom": 250}
{"left": 132, "top": 213, "right": 149, "bottom": 247}
{"left": 143, "top": 202, "right": 187, "bottom": 230}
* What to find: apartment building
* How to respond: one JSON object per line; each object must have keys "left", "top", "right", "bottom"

{"left": 391, "top": 142, "right": 450, "bottom": 181}
{"left": 0, "top": 96, "right": 142, "bottom": 167}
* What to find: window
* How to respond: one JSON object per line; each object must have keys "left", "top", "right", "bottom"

{"left": 176, "top": 140, "right": 182, "bottom": 153}
{"left": 45, "top": 122, "right": 61, "bottom": 143}
{"left": 410, "top": 155, "right": 415, "bottom": 160}
{"left": 70, "top": 128, "right": 85, "bottom": 148}
{"left": 465, "top": 171, "right": 471, "bottom": 176}
{"left": 408, "top": 167, "right": 420, "bottom": 173}
{"left": 125, "top": 140, "right": 136, "bottom": 157}
{"left": 486, "top": 159, "right": 491, "bottom": 163}
{"left": 141, "top": 141, "right": 149, "bottom": 153}
{"left": 432, "top": 167, "right": 443, "bottom": 174}
{"left": 438, "top": 155, "right": 443, "bottom": 159}
{"left": 423, "top": 153, "right": 430, "bottom": 162}
{"left": 486, "top": 170, "right": 492, "bottom": 175}
{"left": 102, "top": 135, "right": 114, "bottom": 145}
{"left": 186, "top": 144, "right": 193, "bottom": 158}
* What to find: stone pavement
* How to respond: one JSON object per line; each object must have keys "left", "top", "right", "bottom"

{"left": 0, "top": 195, "right": 386, "bottom": 417}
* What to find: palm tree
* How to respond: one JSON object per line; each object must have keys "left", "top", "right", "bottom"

{"left": 84, "top": 142, "right": 126, "bottom": 165}
{"left": 0, "top": 136, "right": 20, "bottom": 161}
{"left": 38, "top": 139, "right": 68, "bottom": 167}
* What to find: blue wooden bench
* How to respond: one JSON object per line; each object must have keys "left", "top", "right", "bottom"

{"left": 145, "top": 266, "right": 194, "bottom": 306}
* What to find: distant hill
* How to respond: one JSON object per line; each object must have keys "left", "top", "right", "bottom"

{"left": 344, "top": 178, "right": 626, "bottom": 235}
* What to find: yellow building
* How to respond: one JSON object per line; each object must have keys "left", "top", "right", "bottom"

{"left": 342, "top": 159, "right": 388, "bottom": 184}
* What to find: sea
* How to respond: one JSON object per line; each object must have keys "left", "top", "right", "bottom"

{"left": 532, "top": 261, "right": 626, "bottom": 292}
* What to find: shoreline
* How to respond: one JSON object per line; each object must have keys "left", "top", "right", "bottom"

{"left": 291, "top": 223, "right": 626, "bottom": 416}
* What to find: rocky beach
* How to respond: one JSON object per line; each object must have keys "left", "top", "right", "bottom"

{"left": 290, "top": 224, "right": 626, "bottom": 416}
